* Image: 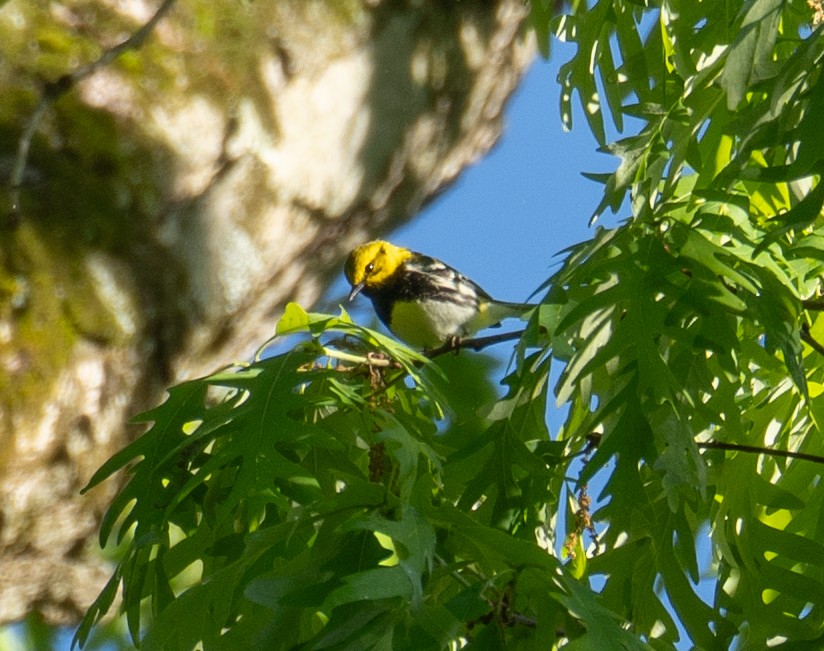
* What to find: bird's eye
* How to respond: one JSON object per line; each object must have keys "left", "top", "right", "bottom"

{"left": 365, "top": 262, "right": 375, "bottom": 274}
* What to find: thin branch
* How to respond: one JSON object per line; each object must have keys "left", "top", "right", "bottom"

{"left": 74, "top": 0, "right": 178, "bottom": 76}
{"left": 8, "top": 0, "right": 178, "bottom": 222}
{"left": 801, "top": 323, "right": 824, "bottom": 357}
{"left": 698, "top": 440, "right": 824, "bottom": 465}
{"left": 506, "top": 612, "right": 538, "bottom": 629}
{"left": 8, "top": 98, "right": 51, "bottom": 221}
{"left": 426, "top": 329, "right": 527, "bottom": 359}
{"left": 802, "top": 298, "right": 824, "bottom": 311}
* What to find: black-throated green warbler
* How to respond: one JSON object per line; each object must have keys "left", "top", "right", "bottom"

{"left": 345, "top": 240, "right": 536, "bottom": 349}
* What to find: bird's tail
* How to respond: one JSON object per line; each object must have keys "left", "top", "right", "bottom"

{"left": 486, "top": 300, "right": 538, "bottom": 325}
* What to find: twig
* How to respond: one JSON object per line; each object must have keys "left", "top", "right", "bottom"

{"left": 802, "top": 298, "right": 824, "bottom": 311}
{"left": 801, "top": 323, "right": 824, "bottom": 357}
{"left": 426, "top": 329, "right": 527, "bottom": 359}
{"left": 698, "top": 440, "right": 824, "bottom": 465}
{"left": 355, "top": 326, "right": 541, "bottom": 403}
{"left": 8, "top": 97, "right": 51, "bottom": 222}
{"left": 8, "top": 0, "right": 178, "bottom": 222}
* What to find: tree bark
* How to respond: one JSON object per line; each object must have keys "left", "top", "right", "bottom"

{"left": 0, "top": 0, "right": 533, "bottom": 624}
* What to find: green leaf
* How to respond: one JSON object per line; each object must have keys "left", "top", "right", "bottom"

{"left": 325, "top": 566, "right": 413, "bottom": 609}
{"left": 552, "top": 575, "right": 653, "bottom": 650}
{"left": 720, "top": 0, "right": 784, "bottom": 110}
{"left": 276, "top": 301, "right": 311, "bottom": 335}
{"left": 344, "top": 507, "right": 436, "bottom": 604}
{"left": 528, "top": 0, "right": 555, "bottom": 58}
{"left": 754, "top": 174, "right": 824, "bottom": 255}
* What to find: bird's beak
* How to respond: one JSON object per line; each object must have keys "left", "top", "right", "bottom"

{"left": 348, "top": 282, "right": 365, "bottom": 301}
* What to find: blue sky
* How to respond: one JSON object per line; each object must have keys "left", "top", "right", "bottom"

{"left": 392, "top": 56, "right": 617, "bottom": 301}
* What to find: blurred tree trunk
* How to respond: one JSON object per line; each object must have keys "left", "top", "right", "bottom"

{"left": 0, "top": 0, "right": 534, "bottom": 625}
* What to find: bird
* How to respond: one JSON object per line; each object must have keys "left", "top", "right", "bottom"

{"left": 344, "top": 240, "right": 536, "bottom": 349}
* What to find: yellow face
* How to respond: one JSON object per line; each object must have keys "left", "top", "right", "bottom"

{"left": 345, "top": 240, "right": 413, "bottom": 294}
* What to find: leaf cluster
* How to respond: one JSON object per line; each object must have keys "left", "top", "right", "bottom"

{"left": 74, "top": 305, "right": 637, "bottom": 649}
{"left": 527, "top": 0, "right": 824, "bottom": 647}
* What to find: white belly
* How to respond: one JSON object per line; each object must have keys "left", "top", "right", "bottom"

{"left": 389, "top": 299, "right": 477, "bottom": 349}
